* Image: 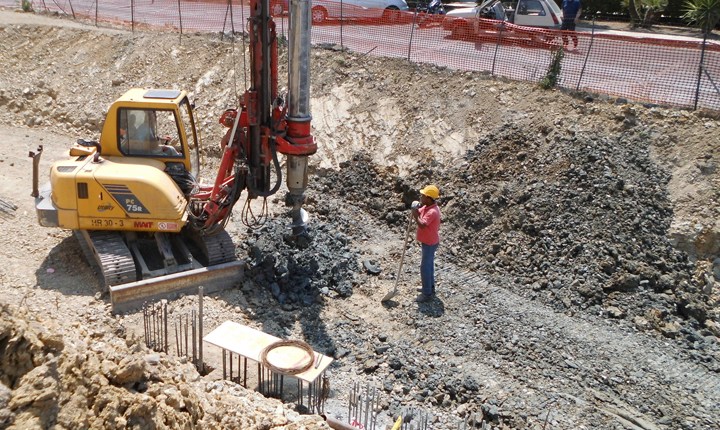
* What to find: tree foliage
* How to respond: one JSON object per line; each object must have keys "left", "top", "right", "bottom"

{"left": 556, "top": 0, "right": 689, "bottom": 20}
{"left": 622, "top": 0, "right": 669, "bottom": 26}
{"left": 682, "top": 0, "right": 720, "bottom": 34}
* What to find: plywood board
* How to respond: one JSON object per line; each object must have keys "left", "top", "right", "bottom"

{"left": 203, "top": 320, "right": 333, "bottom": 383}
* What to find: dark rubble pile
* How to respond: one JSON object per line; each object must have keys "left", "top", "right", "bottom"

{"left": 240, "top": 215, "right": 363, "bottom": 305}
{"left": 313, "top": 124, "right": 714, "bottom": 340}
{"left": 439, "top": 123, "right": 711, "bottom": 334}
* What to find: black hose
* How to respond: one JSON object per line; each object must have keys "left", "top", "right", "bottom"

{"left": 247, "top": 139, "right": 282, "bottom": 198}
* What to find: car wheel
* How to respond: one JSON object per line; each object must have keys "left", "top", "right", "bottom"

{"left": 383, "top": 6, "right": 400, "bottom": 23}
{"left": 311, "top": 6, "right": 328, "bottom": 24}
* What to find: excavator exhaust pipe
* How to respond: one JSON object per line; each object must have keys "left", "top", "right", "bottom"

{"left": 29, "top": 145, "right": 43, "bottom": 198}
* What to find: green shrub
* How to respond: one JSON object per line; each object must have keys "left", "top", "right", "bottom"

{"left": 540, "top": 47, "right": 564, "bottom": 89}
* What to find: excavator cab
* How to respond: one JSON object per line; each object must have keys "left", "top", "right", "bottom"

{"left": 101, "top": 89, "right": 200, "bottom": 176}
{"left": 34, "top": 88, "right": 202, "bottom": 232}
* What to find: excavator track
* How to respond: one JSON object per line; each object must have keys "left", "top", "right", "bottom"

{"left": 75, "top": 230, "right": 138, "bottom": 289}
{"left": 193, "top": 229, "right": 237, "bottom": 266}
{"left": 75, "top": 228, "right": 243, "bottom": 313}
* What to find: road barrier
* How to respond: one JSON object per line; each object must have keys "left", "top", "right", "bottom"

{"left": 7, "top": 0, "right": 720, "bottom": 111}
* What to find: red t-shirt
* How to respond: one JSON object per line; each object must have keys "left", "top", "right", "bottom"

{"left": 416, "top": 203, "right": 441, "bottom": 245}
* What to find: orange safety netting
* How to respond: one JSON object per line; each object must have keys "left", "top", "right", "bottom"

{"left": 10, "top": 0, "right": 720, "bottom": 110}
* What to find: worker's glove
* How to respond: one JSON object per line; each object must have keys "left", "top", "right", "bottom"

{"left": 411, "top": 201, "right": 421, "bottom": 209}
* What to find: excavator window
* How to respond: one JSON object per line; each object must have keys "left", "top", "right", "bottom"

{"left": 118, "top": 108, "right": 183, "bottom": 157}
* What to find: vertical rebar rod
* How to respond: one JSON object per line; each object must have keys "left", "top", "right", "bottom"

{"left": 258, "top": 363, "right": 262, "bottom": 394}
{"left": 163, "top": 301, "right": 168, "bottom": 353}
{"left": 175, "top": 321, "right": 180, "bottom": 355}
{"left": 156, "top": 304, "right": 160, "bottom": 349}
{"left": 229, "top": 351, "right": 233, "bottom": 381}
{"left": 199, "top": 286, "right": 204, "bottom": 373}
{"left": 243, "top": 357, "right": 247, "bottom": 388}
{"left": 143, "top": 306, "right": 148, "bottom": 345}
{"left": 310, "top": 381, "right": 318, "bottom": 413}
{"left": 348, "top": 382, "right": 352, "bottom": 424}
{"left": 184, "top": 314, "right": 189, "bottom": 359}
{"left": 222, "top": 349, "right": 227, "bottom": 379}
{"left": 151, "top": 306, "right": 157, "bottom": 349}
{"left": 364, "top": 383, "right": 370, "bottom": 428}
{"left": 298, "top": 380, "right": 302, "bottom": 407}
{"left": 191, "top": 309, "right": 197, "bottom": 365}
{"left": 307, "top": 378, "right": 312, "bottom": 410}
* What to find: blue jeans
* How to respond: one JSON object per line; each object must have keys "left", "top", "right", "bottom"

{"left": 421, "top": 243, "right": 438, "bottom": 296}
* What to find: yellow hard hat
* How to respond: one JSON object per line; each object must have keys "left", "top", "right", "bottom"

{"left": 420, "top": 184, "right": 440, "bottom": 200}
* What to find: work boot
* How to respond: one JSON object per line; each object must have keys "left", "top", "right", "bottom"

{"left": 417, "top": 286, "right": 436, "bottom": 294}
{"left": 415, "top": 293, "right": 433, "bottom": 303}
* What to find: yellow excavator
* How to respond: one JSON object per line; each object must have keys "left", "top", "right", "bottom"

{"left": 30, "top": 0, "right": 317, "bottom": 311}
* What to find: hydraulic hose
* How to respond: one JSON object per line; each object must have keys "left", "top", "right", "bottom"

{"left": 247, "top": 138, "right": 283, "bottom": 198}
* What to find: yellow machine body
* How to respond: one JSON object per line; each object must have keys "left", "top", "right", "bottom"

{"left": 37, "top": 88, "right": 200, "bottom": 232}
{"left": 49, "top": 156, "right": 187, "bottom": 232}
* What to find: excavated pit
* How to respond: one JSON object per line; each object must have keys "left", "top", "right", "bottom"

{"left": 0, "top": 9, "right": 718, "bottom": 430}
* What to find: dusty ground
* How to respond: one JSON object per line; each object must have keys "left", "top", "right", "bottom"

{"left": 1, "top": 6, "right": 719, "bottom": 430}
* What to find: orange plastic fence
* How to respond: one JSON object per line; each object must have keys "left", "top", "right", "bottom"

{"left": 9, "top": 0, "right": 720, "bottom": 110}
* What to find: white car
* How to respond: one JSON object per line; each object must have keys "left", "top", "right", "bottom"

{"left": 310, "top": 0, "right": 411, "bottom": 24}
{"left": 443, "top": 0, "right": 563, "bottom": 37}
{"left": 442, "top": 0, "right": 563, "bottom": 41}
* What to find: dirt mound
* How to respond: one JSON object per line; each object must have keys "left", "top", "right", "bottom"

{"left": 0, "top": 304, "right": 328, "bottom": 429}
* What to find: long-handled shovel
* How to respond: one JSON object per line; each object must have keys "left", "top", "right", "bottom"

{"left": 381, "top": 213, "right": 414, "bottom": 302}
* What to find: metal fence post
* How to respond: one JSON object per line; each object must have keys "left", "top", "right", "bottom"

{"left": 408, "top": 10, "right": 419, "bottom": 62}
{"left": 694, "top": 33, "right": 708, "bottom": 110}
{"left": 131, "top": 0, "right": 135, "bottom": 32}
{"left": 94, "top": 0, "right": 98, "bottom": 26}
{"left": 67, "top": 0, "right": 76, "bottom": 19}
{"left": 340, "top": 0, "right": 345, "bottom": 49}
{"left": 177, "top": 0, "right": 183, "bottom": 42}
{"left": 491, "top": 23, "right": 504, "bottom": 76}
{"left": 576, "top": 17, "right": 596, "bottom": 92}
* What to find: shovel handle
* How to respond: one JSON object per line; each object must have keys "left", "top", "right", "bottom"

{"left": 382, "top": 213, "right": 414, "bottom": 302}
{"left": 394, "top": 213, "right": 414, "bottom": 289}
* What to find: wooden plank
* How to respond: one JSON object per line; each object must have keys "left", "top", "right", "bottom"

{"left": 203, "top": 320, "right": 333, "bottom": 383}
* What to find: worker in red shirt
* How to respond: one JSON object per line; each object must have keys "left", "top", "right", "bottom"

{"left": 411, "top": 185, "right": 441, "bottom": 302}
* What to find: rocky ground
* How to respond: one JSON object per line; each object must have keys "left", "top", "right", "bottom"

{"left": 0, "top": 6, "right": 719, "bottom": 430}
